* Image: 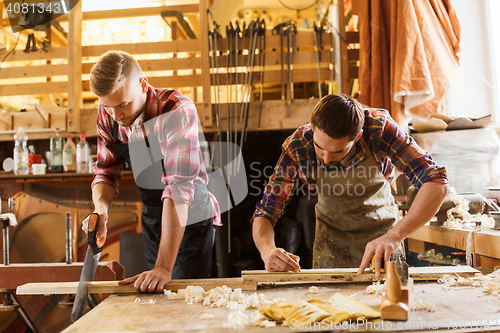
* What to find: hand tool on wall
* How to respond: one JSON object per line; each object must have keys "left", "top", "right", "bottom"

{"left": 285, "top": 24, "right": 293, "bottom": 118}
{"left": 313, "top": 22, "right": 322, "bottom": 99}
{"left": 69, "top": 213, "right": 106, "bottom": 324}
{"left": 213, "top": 21, "right": 223, "bottom": 164}
{"left": 272, "top": 21, "right": 291, "bottom": 102}
{"left": 257, "top": 19, "right": 266, "bottom": 128}
{"left": 226, "top": 24, "right": 233, "bottom": 173}
{"left": 208, "top": 26, "right": 222, "bottom": 169}
{"left": 239, "top": 19, "right": 260, "bottom": 159}
{"left": 233, "top": 21, "right": 240, "bottom": 175}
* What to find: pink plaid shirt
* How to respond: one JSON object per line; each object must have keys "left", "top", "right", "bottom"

{"left": 92, "top": 84, "right": 221, "bottom": 226}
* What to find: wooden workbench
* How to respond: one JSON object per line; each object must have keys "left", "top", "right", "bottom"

{"left": 409, "top": 224, "right": 500, "bottom": 268}
{"left": 62, "top": 281, "right": 500, "bottom": 332}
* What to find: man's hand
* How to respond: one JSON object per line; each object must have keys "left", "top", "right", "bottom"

{"left": 118, "top": 266, "right": 172, "bottom": 293}
{"left": 81, "top": 211, "right": 108, "bottom": 245}
{"left": 262, "top": 247, "right": 301, "bottom": 272}
{"left": 357, "top": 233, "right": 400, "bottom": 277}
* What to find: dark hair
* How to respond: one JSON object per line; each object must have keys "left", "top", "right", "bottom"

{"left": 311, "top": 94, "right": 365, "bottom": 140}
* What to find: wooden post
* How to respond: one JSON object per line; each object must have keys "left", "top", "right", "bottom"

{"left": 67, "top": 0, "right": 82, "bottom": 133}
{"left": 199, "top": 0, "right": 213, "bottom": 128}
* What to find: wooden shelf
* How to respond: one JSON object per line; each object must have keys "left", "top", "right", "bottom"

{"left": 0, "top": 171, "right": 134, "bottom": 183}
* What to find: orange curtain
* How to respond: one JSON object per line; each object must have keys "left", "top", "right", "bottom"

{"left": 355, "top": 0, "right": 461, "bottom": 125}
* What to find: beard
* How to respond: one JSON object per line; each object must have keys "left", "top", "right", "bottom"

{"left": 319, "top": 158, "right": 342, "bottom": 167}
{"left": 117, "top": 105, "right": 145, "bottom": 127}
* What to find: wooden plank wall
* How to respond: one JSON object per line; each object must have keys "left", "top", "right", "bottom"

{"left": 0, "top": 30, "right": 335, "bottom": 133}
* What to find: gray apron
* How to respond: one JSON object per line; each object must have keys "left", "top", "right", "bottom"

{"left": 312, "top": 142, "right": 401, "bottom": 268}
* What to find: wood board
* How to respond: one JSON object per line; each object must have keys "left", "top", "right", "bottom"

{"left": 16, "top": 278, "right": 257, "bottom": 295}
{"left": 241, "top": 266, "right": 480, "bottom": 283}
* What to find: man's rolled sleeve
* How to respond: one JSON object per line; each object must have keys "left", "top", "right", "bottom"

{"left": 92, "top": 109, "right": 123, "bottom": 195}
{"left": 157, "top": 103, "right": 201, "bottom": 205}
{"left": 379, "top": 114, "right": 448, "bottom": 189}
{"left": 251, "top": 151, "right": 299, "bottom": 225}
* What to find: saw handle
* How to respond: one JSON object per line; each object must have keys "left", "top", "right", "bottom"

{"left": 87, "top": 213, "right": 105, "bottom": 255}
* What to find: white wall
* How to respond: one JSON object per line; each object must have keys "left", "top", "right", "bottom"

{"left": 447, "top": 0, "right": 498, "bottom": 121}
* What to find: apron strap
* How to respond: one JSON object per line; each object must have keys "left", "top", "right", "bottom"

{"left": 113, "top": 120, "right": 119, "bottom": 142}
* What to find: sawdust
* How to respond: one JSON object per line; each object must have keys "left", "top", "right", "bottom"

{"left": 412, "top": 299, "right": 436, "bottom": 312}
{"left": 309, "top": 286, "right": 319, "bottom": 294}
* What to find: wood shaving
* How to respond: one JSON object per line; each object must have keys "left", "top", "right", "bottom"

{"left": 222, "top": 311, "right": 249, "bottom": 329}
{"left": 163, "top": 283, "right": 287, "bottom": 328}
{"left": 199, "top": 314, "right": 214, "bottom": 320}
{"left": 443, "top": 188, "right": 495, "bottom": 230}
{"left": 412, "top": 299, "right": 436, "bottom": 312}
{"left": 134, "top": 297, "right": 156, "bottom": 305}
{"left": 250, "top": 310, "right": 275, "bottom": 327}
{"left": 309, "top": 286, "right": 319, "bottom": 294}
{"left": 365, "top": 281, "right": 385, "bottom": 294}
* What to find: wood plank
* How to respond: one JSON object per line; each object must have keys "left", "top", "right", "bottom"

{"left": 211, "top": 50, "right": 332, "bottom": 69}
{"left": 214, "top": 67, "right": 332, "bottom": 86}
{"left": 17, "top": 278, "right": 257, "bottom": 295}
{"left": 0, "top": 262, "right": 124, "bottom": 290}
{"left": 82, "top": 40, "right": 200, "bottom": 57}
{"left": 201, "top": 98, "right": 319, "bottom": 132}
{"left": 67, "top": 0, "right": 82, "bottom": 133}
{"left": 473, "top": 230, "right": 500, "bottom": 259}
{"left": 238, "top": 32, "right": 334, "bottom": 50}
{"left": 57, "top": 4, "right": 199, "bottom": 21}
{"left": 0, "top": 47, "right": 68, "bottom": 62}
{"left": 241, "top": 266, "right": 479, "bottom": 283}
{"left": 409, "top": 225, "right": 471, "bottom": 252}
{"left": 0, "top": 82, "right": 67, "bottom": 96}
{"left": 0, "top": 57, "right": 202, "bottom": 79}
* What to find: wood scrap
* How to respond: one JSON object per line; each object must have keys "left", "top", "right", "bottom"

{"left": 242, "top": 266, "right": 479, "bottom": 283}
{"left": 16, "top": 278, "right": 257, "bottom": 295}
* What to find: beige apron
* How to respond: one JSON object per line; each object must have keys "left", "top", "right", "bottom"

{"left": 312, "top": 144, "right": 400, "bottom": 268}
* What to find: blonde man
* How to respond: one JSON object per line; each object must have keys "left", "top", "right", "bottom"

{"left": 84, "top": 51, "right": 220, "bottom": 292}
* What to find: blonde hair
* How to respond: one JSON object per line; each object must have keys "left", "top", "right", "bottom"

{"left": 90, "top": 51, "right": 143, "bottom": 97}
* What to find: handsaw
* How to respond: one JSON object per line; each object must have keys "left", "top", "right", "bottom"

{"left": 69, "top": 213, "right": 105, "bottom": 324}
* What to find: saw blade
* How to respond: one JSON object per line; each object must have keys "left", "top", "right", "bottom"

{"left": 69, "top": 247, "right": 100, "bottom": 324}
